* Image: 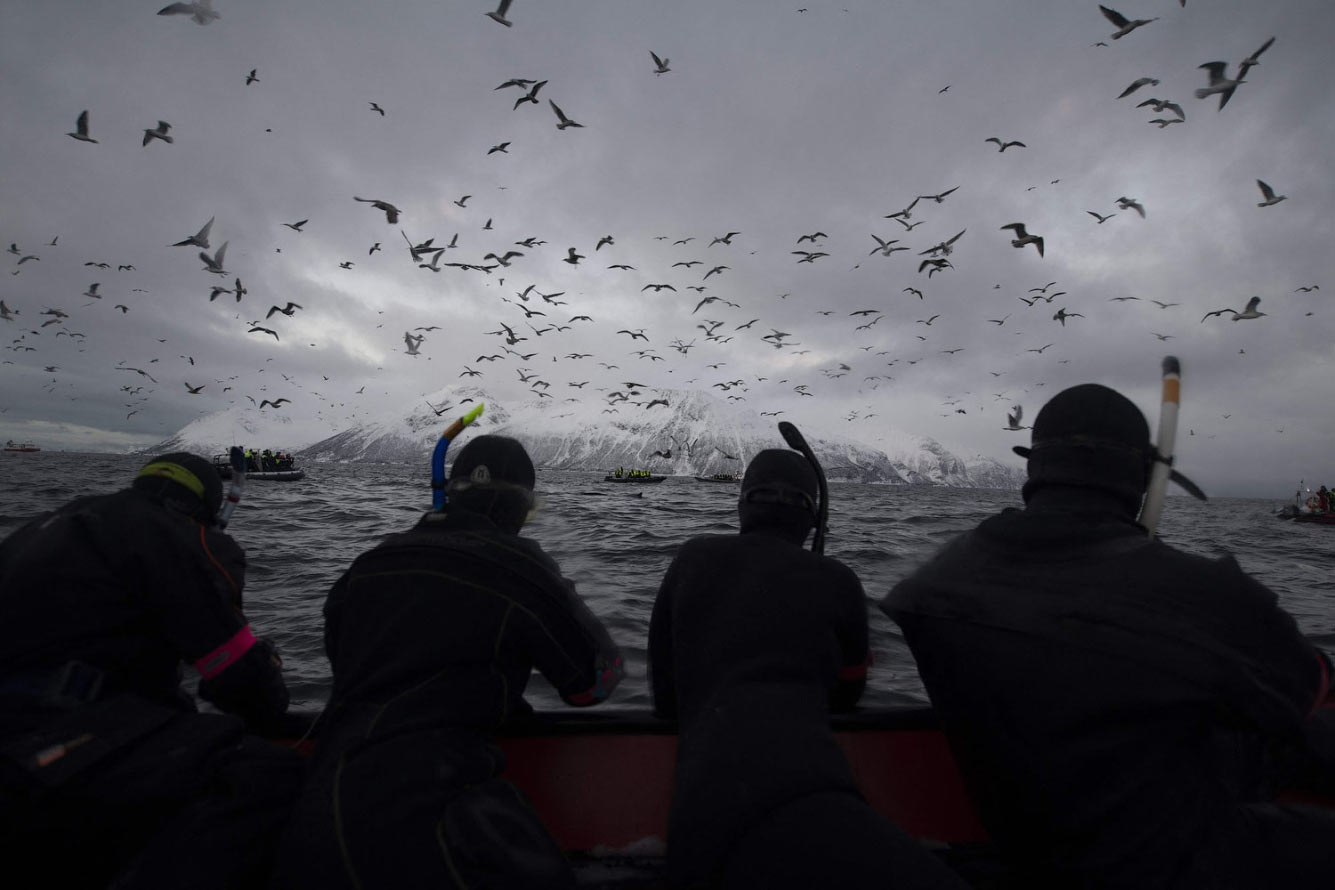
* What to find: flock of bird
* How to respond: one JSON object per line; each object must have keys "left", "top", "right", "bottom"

{"left": 2, "top": 2, "right": 1321, "bottom": 458}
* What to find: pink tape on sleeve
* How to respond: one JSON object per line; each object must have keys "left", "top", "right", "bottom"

{"left": 194, "top": 624, "right": 257, "bottom": 680}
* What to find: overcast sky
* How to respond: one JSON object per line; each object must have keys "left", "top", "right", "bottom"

{"left": 2, "top": 0, "right": 1332, "bottom": 497}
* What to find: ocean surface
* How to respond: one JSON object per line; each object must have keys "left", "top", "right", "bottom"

{"left": 3, "top": 451, "right": 1334, "bottom": 713}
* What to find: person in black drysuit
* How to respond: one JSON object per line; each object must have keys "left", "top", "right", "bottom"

{"left": 883, "top": 383, "right": 1335, "bottom": 889}
{"left": 271, "top": 434, "right": 625, "bottom": 890}
{"left": 0, "top": 452, "right": 298, "bottom": 889}
{"left": 649, "top": 448, "right": 967, "bottom": 889}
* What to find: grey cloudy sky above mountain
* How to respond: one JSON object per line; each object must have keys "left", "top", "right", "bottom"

{"left": 2, "top": 1, "right": 1332, "bottom": 497}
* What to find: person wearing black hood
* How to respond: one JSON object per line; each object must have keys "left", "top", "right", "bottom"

{"left": 649, "top": 448, "right": 967, "bottom": 889}
{"left": 272, "top": 434, "right": 624, "bottom": 890}
{"left": 883, "top": 383, "right": 1335, "bottom": 889}
{"left": 0, "top": 452, "right": 297, "bottom": 889}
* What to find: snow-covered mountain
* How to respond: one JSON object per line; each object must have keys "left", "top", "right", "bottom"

{"left": 148, "top": 387, "right": 1024, "bottom": 489}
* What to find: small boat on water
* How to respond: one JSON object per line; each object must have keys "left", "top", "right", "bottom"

{"left": 694, "top": 473, "right": 741, "bottom": 483}
{"left": 604, "top": 474, "right": 666, "bottom": 484}
{"left": 3, "top": 440, "right": 40, "bottom": 453}
{"left": 211, "top": 454, "right": 305, "bottom": 482}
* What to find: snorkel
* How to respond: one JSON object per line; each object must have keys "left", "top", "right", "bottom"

{"left": 778, "top": 420, "right": 828, "bottom": 555}
{"left": 1138, "top": 356, "right": 1207, "bottom": 536}
{"left": 215, "top": 446, "right": 246, "bottom": 530}
{"left": 431, "top": 402, "right": 485, "bottom": 510}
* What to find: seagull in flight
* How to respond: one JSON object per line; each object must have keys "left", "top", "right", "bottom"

{"left": 985, "top": 137, "right": 1026, "bottom": 152}
{"left": 1136, "top": 98, "right": 1185, "bottom": 119}
{"left": 173, "top": 216, "right": 214, "bottom": 248}
{"left": 1117, "top": 77, "right": 1159, "bottom": 99}
{"left": 259, "top": 398, "right": 291, "bottom": 409}
{"left": 1238, "top": 37, "right": 1276, "bottom": 81}
{"left": 248, "top": 325, "right": 279, "bottom": 341}
{"left": 485, "top": 0, "right": 513, "bottom": 27}
{"left": 1000, "top": 223, "right": 1044, "bottom": 257}
{"left": 1195, "top": 62, "right": 1246, "bottom": 110}
{"left": 1202, "top": 296, "right": 1266, "bottom": 322}
{"left": 353, "top": 196, "right": 401, "bottom": 224}
{"left": 918, "top": 186, "right": 959, "bottom": 204}
{"left": 266, "top": 302, "right": 302, "bottom": 318}
{"left": 1087, "top": 211, "right": 1116, "bottom": 224}
{"left": 404, "top": 332, "right": 425, "bottom": 355}
{"left": 67, "top": 110, "right": 97, "bottom": 143}
{"left": 650, "top": 51, "right": 670, "bottom": 75}
{"left": 1098, "top": 5, "right": 1157, "bottom": 40}
{"left": 199, "top": 241, "right": 229, "bottom": 274}
{"left": 549, "top": 100, "right": 583, "bottom": 130}
{"left": 283, "top": 219, "right": 308, "bottom": 232}
{"left": 1255, "top": 179, "right": 1286, "bottom": 207}
{"left": 1115, "top": 196, "right": 1146, "bottom": 218}
{"left": 1004, "top": 406, "right": 1027, "bottom": 431}
{"left": 157, "top": 1, "right": 220, "bottom": 26}
{"left": 245, "top": 68, "right": 258, "bottom": 85}
{"left": 1052, "top": 308, "right": 1084, "bottom": 326}
{"left": 142, "top": 120, "right": 173, "bottom": 145}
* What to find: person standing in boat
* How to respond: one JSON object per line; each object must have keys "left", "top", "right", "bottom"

{"left": 272, "top": 434, "right": 624, "bottom": 890}
{"left": 649, "top": 449, "right": 967, "bottom": 889}
{"left": 884, "top": 384, "right": 1335, "bottom": 888}
{"left": 0, "top": 452, "right": 299, "bottom": 888}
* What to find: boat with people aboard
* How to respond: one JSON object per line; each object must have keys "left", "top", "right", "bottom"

{"left": 211, "top": 448, "right": 305, "bottom": 481}
{"left": 604, "top": 468, "right": 666, "bottom": 483}
{"left": 2, "top": 440, "right": 40, "bottom": 453}
{"left": 694, "top": 472, "right": 741, "bottom": 483}
{"left": 1277, "top": 482, "right": 1335, "bottom": 523}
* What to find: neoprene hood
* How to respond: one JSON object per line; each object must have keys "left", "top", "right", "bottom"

{"left": 133, "top": 452, "right": 224, "bottom": 525}
{"left": 1013, "top": 384, "right": 1152, "bottom": 511}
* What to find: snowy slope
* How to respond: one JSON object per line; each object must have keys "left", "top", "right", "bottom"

{"left": 151, "top": 387, "right": 1024, "bottom": 488}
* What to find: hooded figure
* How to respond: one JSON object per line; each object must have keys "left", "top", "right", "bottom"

{"left": 0, "top": 452, "right": 296, "bottom": 889}
{"left": 884, "top": 383, "right": 1335, "bottom": 888}
{"left": 272, "top": 434, "right": 623, "bottom": 890}
{"left": 650, "top": 448, "right": 968, "bottom": 889}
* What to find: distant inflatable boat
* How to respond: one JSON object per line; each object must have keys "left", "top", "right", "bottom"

{"left": 211, "top": 455, "right": 304, "bottom": 481}
{"left": 694, "top": 474, "right": 741, "bottom": 483}
{"left": 604, "top": 474, "right": 666, "bottom": 484}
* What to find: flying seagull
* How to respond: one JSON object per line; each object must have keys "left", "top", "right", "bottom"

{"left": 1255, "top": 179, "right": 1286, "bottom": 207}
{"left": 549, "top": 100, "right": 583, "bottom": 130}
{"left": 67, "top": 110, "right": 97, "bottom": 143}
{"left": 1136, "top": 98, "right": 1185, "bottom": 119}
{"left": 245, "top": 68, "right": 258, "bottom": 85}
{"left": 199, "top": 241, "right": 229, "bottom": 274}
{"left": 650, "top": 51, "right": 670, "bottom": 75}
{"left": 142, "top": 121, "right": 173, "bottom": 145}
{"left": 353, "top": 196, "right": 401, "bottom": 224}
{"left": 1202, "top": 296, "right": 1266, "bottom": 322}
{"left": 283, "top": 219, "right": 308, "bottom": 232}
{"left": 1004, "top": 406, "right": 1027, "bottom": 431}
{"left": 266, "top": 302, "right": 302, "bottom": 318}
{"left": 985, "top": 137, "right": 1026, "bottom": 152}
{"left": 485, "top": 0, "right": 513, "bottom": 27}
{"left": 157, "top": 1, "right": 220, "bottom": 26}
{"left": 1087, "top": 211, "right": 1116, "bottom": 224}
{"left": 1117, "top": 77, "right": 1159, "bottom": 99}
{"left": 1000, "top": 223, "right": 1044, "bottom": 257}
{"left": 1098, "top": 5, "right": 1157, "bottom": 40}
{"left": 1238, "top": 36, "right": 1276, "bottom": 81}
{"left": 1195, "top": 62, "right": 1245, "bottom": 110}
{"left": 173, "top": 216, "right": 214, "bottom": 248}
{"left": 1115, "top": 196, "right": 1146, "bottom": 218}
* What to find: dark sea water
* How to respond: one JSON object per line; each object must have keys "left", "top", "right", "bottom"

{"left": 3, "top": 452, "right": 1334, "bottom": 713}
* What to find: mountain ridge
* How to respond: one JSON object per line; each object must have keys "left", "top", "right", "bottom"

{"left": 148, "top": 387, "right": 1025, "bottom": 489}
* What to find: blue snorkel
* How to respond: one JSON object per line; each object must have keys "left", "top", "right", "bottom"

{"left": 431, "top": 403, "right": 486, "bottom": 510}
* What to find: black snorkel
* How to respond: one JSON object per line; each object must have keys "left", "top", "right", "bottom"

{"left": 215, "top": 445, "right": 246, "bottom": 530}
{"left": 778, "top": 420, "right": 828, "bottom": 555}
